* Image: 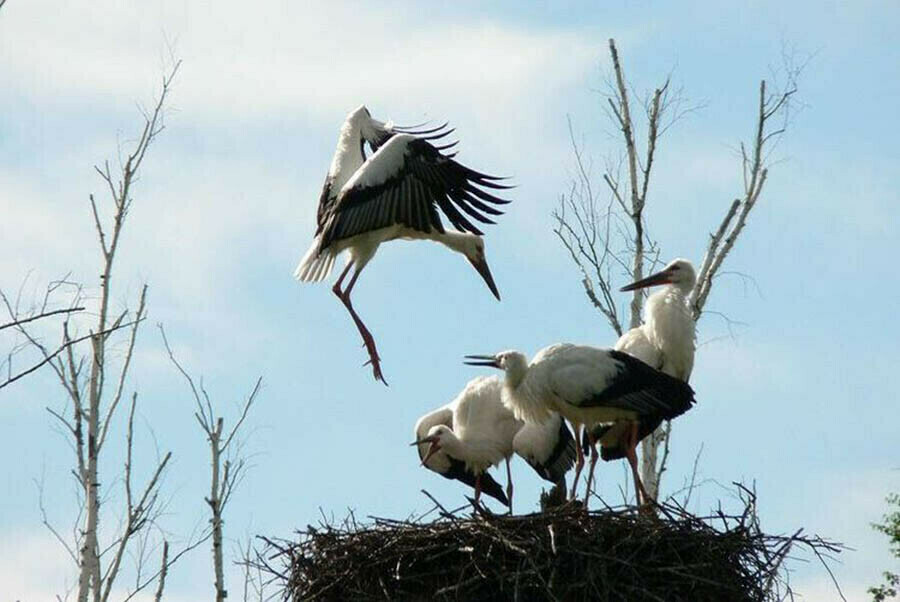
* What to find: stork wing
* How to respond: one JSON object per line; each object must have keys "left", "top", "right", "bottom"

{"left": 318, "top": 136, "right": 511, "bottom": 250}
{"left": 440, "top": 460, "right": 509, "bottom": 506}
{"left": 514, "top": 414, "right": 576, "bottom": 483}
{"left": 313, "top": 175, "right": 335, "bottom": 235}
{"left": 550, "top": 349, "right": 695, "bottom": 420}
{"left": 364, "top": 120, "right": 453, "bottom": 154}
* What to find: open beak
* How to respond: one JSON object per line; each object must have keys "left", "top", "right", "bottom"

{"left": 411, "top": 436, "right": 441, "bottom": 465}
{"left": 464, "top": 354, "right": 500, "bottom": 368}
{"left": 620, "top": 268, "right": 672, "bottom": 292}
{"left": 468, "top": 255, "right": 501, "bottom": 301}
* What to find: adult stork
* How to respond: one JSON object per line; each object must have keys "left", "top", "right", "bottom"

{"left": 464, "top": 344, "right": 695, "bottom": 506}
{"left": 295, "top": 105, "right": 511, "bottom": 384}
{"left": 586, "top": 259, "right": 697, "bottom": 503}
{"left": 413, "top": 375, "right": 576, "bottom": 509}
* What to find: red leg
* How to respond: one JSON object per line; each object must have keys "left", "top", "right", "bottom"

{"left": 474, "top": 474, "right": 482, "bottom": 507}
{"left": 333, "top": 264, "right": 387, "bottom": 385}
{"left": 331, "top": 262, "right": 353, "bottom": 296}
{"left": 570, "top": 423, "right": 584, "bottom": 500}
{"left": 505, "top": 457, "right": 514, "bottom": 513}
{"left": 584, "top": 429, "right": 599, "bottom": 507}
{"left": 624, "top": 422, "right": 652, "bottom": 509}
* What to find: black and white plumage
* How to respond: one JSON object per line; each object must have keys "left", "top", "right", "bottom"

{"left": 413, "top": 375, "right": 576, "bottom": 509}
{"left": 587, "top": 260, "right": 697, "bottom": 488}
{"left": 464, "top": 344, "right": 695, "bottom": 506}
{"left": 295, "top": 105, "right": 511, "bottom": 384}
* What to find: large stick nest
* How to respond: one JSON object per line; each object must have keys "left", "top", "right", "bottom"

{"left": 255, "top": 487, "right": 843, "bottom": 602}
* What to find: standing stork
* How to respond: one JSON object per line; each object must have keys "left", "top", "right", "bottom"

{"left": 413, "top": 375, "right": 576, "bottom": 509}
{"left": 295, "top": 105, "right": 511, "bottom": 384}
{"left": 586, "top": 259, "right": 697, "bottom": 504}
{"left": 464, "top": 344, "right": 695, "bottom": 507}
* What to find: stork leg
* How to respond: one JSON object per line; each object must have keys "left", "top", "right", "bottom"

{"left": 569, "top": 423, "right": 585, "bottom": 500}
{"left": 624, "top": 421, "right": 652, "bottom": 509}
{"left": 505, "top": 457, "right": 514, "bottom": 514}
{"left": 332, "top": 263, "right": 387, "bottom": 385}
{"left": 584, "top": 429, "right": 599, "bottom": 508}
{"left": 474, "top": 474, "right": 482, "bottom": 508}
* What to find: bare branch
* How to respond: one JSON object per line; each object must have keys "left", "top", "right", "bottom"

{"left": 98, "top": 287, "right": 147, "bottom": 450}
{"left": 0, "top": 318, "right": 140, "bottom": 391}
{"left": 0, "top": 305, "right": 84, "bottom": 333}
{"left": 153, "top": 541, "right": 169, "bottom": 602}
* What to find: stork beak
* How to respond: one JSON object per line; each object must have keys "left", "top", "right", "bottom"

{"left": 620, "top": 268, "right": 673, "bottom": 292}
{"left": 468, "top": 255, "right": 501, "bottom": 301}
{"left": 464, "top": 354, "right": 500, "bottom": 368}
{"left": 411, "top": 436, "right": 441, "bottom": 465}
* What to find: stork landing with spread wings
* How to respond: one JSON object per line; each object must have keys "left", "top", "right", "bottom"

{"left": 295, "top": 105, "right": 512, "bottom": 384}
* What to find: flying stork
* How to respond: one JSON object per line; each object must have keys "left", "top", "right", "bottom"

{"left": 464, "top": 344, "right": 695, "bottom": 507}
{"left": 586, "top": 259, "right": 697, "bottom": 504}
{"left": 295, "top": 105, "right": 511, "bottom": 384}
{"left": 413, "top": 375, "right": 576, "bottom": 510}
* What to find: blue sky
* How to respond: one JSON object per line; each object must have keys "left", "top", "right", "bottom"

{"left": 1, "top": 1, "right": 898, "bottom": 599}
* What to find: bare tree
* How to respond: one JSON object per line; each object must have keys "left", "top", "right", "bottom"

{"left": 554, "top": 39, "right": 800, "bottom": 501}
{"left": 160, "top": 325, "right": 261, "bottom": 602}
{"left": 7, "top": 62, "right": 203, "bottom": 601}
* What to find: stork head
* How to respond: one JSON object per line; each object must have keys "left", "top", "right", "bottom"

{"left": 458, "top": 235, "right": 500, "bottom": 301}
{"left": 620, "top": 258, "right": 696, "bottom": 294}
{"left": 464, "top": 350, "right": 528, "bottom": 387}
{"left": 411, "top": 425, "right": 454, "bottom": 466}
{"left": 346, "top": 105, "right": 395, "bottom": 153}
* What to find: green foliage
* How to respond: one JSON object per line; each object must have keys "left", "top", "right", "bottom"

{"left": 870, "top": 494, "right": 900, "bottom": 601}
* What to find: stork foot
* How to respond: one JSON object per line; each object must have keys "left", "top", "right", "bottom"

{"left": 362, "top": 350, "right": 388, "bottom": 386}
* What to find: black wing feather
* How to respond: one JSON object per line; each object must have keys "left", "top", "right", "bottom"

{"left": 314, "top": 176, "right": 335, "bottom": 236}
{"left": 318, "top": 137, "right": 512, "bottom": 250}
{"left": 578, "top": 350, "right": 695, "bottom": 419}
{"left": 527, "top": 421, "right": 577, "bottom": 483}
{"left": 440, "top": 459, "right": 509, "bottom": 506}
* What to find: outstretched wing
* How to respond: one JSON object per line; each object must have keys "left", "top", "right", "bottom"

{"left": 364, "top": 120, "right": 453, "bottom": 154}
{"left": 318, "top": 135, "right": 511, "bottom": 250}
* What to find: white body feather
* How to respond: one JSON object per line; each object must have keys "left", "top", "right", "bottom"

{"left": 616, "top": 275, "right": 695, "bottom": 381}
{"left": 502, "top": 344, "right": 633, "bottom": 429}
{"left": 415, "top": 376, "right": 570, "bottom": 476}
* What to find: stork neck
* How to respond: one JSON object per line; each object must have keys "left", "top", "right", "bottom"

{"left": 328, "top": 122, "right": 366, "bottom": 188}
{"left": 427, "top": 231, "right": 477, "bottom": 256}
{"left": 438, "top": 431, "right": 466, "bottom": 460}
{"left": 503, "top": 361, "right": 528, "bottom": 390}
{"left": 646, "top": 284, "right": 689, "bottom": 317}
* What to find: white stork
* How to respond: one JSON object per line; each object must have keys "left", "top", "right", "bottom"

{"left": 464, "top": 344, "right": 695, "bottom": 506}
{"left": 413, "top": 375, "right": 576, "bottom": 509}
{"left": 586, "top": 259, "right": 697, "bottom": 504}
{"left": 295, "top": 105, "right": 511, "bottom": 384}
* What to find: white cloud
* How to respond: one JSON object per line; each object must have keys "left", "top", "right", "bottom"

{"left": 0, "top": 1, "right": 600, "bottom": 123}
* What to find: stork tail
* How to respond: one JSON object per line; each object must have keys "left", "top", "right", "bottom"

{"left": 294, "top": 239, "right": 335, "bottom": 282}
